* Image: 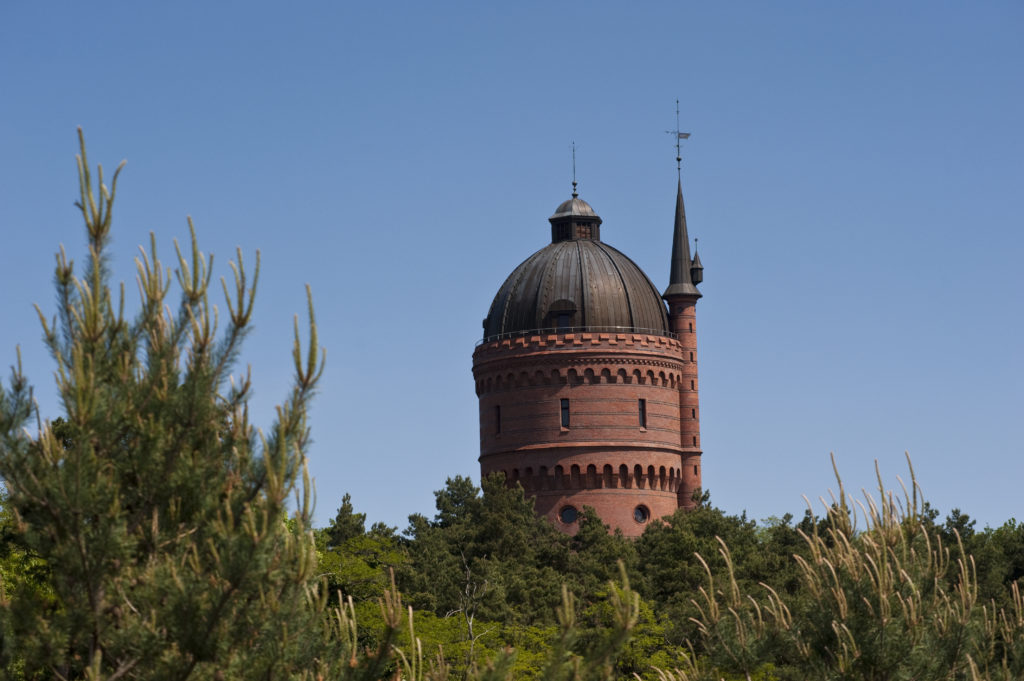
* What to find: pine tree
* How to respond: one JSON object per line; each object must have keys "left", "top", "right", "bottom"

{"left": 0, "top": 131, "right": 329, "bottom": 679}
{"left": 325, "top": 494, "right": 368, "bottom": 548}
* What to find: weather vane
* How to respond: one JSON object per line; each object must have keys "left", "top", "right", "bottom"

{"left": 665, "top": 99, "right": 690, "bottom": 179}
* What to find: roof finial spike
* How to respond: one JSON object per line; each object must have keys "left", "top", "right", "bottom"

{"left": 571, "top": 141, "right": 578, "bottom": 198}
{"left": 675, "top": 99, "right": 681, "bottom": 178}
{"left": 665, "top": 99, "right": 691, "bottom": 181}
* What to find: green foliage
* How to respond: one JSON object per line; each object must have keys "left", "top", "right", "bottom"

{"left": 398, "top": 474, "right": 572, "bottom": 628}
{"left": 314, "top": 561, "right": 643, "bottom": 681}
{"left": 954, "top": 517, "right": 1024, "bottom": 610}
{"left": 636, "top": 503, "right": 760, "bottom": 606}
{"left": 313, "top": 458, "right": 1024, "bottom": 680}
{"left": 633, "top": 497, "right": 805, "bottom": 651}
{"left": 539, "top": 568, "right": 640, "bottom": 681}
{"left": 318, "top": 521, "right": 407, "bottom": 604}
{"left": 567, "top": 508, "right": 638, "bottom": 597}
{"left": 0, "top": 495, "right": 54, "bottom": 679}
{"left": 575, "top": 587, "right": 675, "bottom": 680}
{"left": 668, "top": 456, "right": 1024, "bottom": 681}
{"left": 326, "top": 493, "right": 368, "bottom": 547}
{"left": 321, "top": 460, "right": 1024, "bottom": 680}
{"left": 0, "top": 131, "right": 330, "bottom": 679}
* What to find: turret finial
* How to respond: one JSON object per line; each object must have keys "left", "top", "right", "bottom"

{"left": 571, "top": 141, "right": 578, "bottom": 198}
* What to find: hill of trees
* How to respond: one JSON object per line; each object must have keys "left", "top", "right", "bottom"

{"left": 316, "top": 468, "right": 1024, "bottom": 681}
{"left": 1, "top": 134, "right": 1022, "bottom": 680}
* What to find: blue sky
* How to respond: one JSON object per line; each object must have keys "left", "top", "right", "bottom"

{"left": 2, "top": 2, "right": 1021, "bottom": 531}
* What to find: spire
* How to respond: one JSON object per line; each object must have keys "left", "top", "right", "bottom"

{"left": 663, "top": 102, "right": 699, "bottom": 299}
{"left": 663, "top": 178, "right": 701, "bottom": 298}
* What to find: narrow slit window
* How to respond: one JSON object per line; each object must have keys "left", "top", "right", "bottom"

{"left": 690, "top": 380, "right": 695, "bottom": 390}
{"left": 638, "top": 399, "right": 647, "bottom": 428}
{"left": 494, "top": 405, "right": 501, "bottom": 434}
{"left": 560, "top": 398, "right": 570, "bottom": 428}
{"left": 691, "top": 408, "right": 696, "bottom": 419}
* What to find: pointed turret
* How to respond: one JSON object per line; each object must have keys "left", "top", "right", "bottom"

{"left": 690, "top": 250, "right": 703, "bottom": 285}
{"left": 663, "top": 179, "right": 701, "bottom": 299}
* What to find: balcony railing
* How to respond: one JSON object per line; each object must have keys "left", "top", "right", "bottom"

{"left": 478, "top": 326, "right": 677, "bottom": 346}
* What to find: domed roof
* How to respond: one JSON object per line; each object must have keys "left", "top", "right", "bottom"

{"left": 483, "top": 196, "right": 669, "bottom": 340}
{"left": 550, "top": 196, "right": 597, "bottom": 219}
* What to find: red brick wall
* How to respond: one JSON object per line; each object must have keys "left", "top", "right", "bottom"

{"left": 665, "top": 296, "right": 702, "bottom": 510}
{"left": 473, "top": 331, "right": 701, "bottom": 537}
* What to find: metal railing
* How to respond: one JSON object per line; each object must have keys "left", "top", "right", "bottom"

{"left": 477, "top": 325, "right": 677, "bottom": 346}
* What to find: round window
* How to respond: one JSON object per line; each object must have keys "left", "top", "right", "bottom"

{"left": 559, "top": 506, "right": 578, "bottom": 524}
{"left": 633, "top": 505, "right": 650, "bottom": 524}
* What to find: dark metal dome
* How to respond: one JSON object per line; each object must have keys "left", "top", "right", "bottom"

{"left": 482, "top": 196, "right": 669, "bottom": 340}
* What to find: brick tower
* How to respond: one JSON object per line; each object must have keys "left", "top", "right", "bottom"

{"left": 472, "top": 174, "right": 704, "bottom": 537}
